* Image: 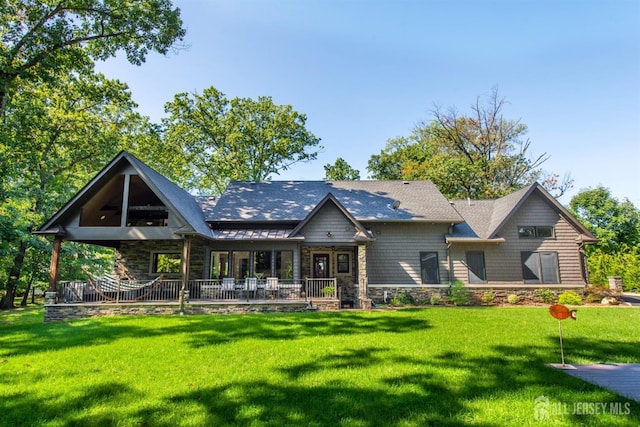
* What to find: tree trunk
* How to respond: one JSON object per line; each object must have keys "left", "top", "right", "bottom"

{"left": 0, "top": 239, "right": 28, "bottom": 310}
{"left": 20, "top": 273, "right": 35, "bottom": 307}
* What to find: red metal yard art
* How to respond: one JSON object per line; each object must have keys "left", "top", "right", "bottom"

{"left": 549, "top": 304, "right": 577, "bottom": 367}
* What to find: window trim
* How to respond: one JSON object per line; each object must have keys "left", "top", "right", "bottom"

{"left": 336, "top": 252, "right": 351, "bottom": 275}
{"left": 518, "top": 225, "right": 555, "bottom": 239}
{"left": 420, "top": 251, "right": 440, "bottom": 284}
{"left": 150, "top": 252, "right": 181, "bottom": 274}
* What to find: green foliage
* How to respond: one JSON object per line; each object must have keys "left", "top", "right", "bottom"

{"left": 558, "top": 290, "right": 583, "bottom": 305}
{"left": 430, "top": 294, "right": 442, "bottom": 305}
{"left": 507, "top": 294, "right": 520, "bottom": 305}
{"left": 0, "top": 0, "right": 185, "bottom": 115}
{"left": 323, "top": 157, "right": 360, "bottom": 180}
{"left": 448, "top": 280, "right": 470, "bottom": 305}
{"left": 366, "top": 88, "right": 566, "bottom": 199}
{"left": 537, "top": 288, "right": 555, "bottom": 304}
{"left": 584, "top": 286, "right": 612, "bottom": 304}
{"left": 390, "top": 291, "right": 415, "bottom": 306}
{"left": 321, "top": 286, "right": 335, "bottom": 296}
{"left": 481, "top": 289, "right": 495, "bottom": 304}
{"left": 2, "top": 309, "right": 640, "bottom": 426}
{"left": 159, "top": 86, "right": 322, "bottom": 194}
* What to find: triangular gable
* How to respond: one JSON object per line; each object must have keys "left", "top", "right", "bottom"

{"left": 36, "top": 151, "right": 212, "bottom": 239}
{"left": 486, "top": 182, "right": 597, "bottom": 242}
{"left": 288, "top": 192, "right": 374, "bottom": 241}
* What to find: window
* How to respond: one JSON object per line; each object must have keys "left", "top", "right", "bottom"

{"left": 518, "top": 226, "right": 554, "bottom": 238}
{"left": 521, "top": 251, "right": 559, "bottom": 284}
{"left": 420, "top": 252, "right": 440, "bottom": 284}
{"left": 233, "top": 251, "right": 250, "bottom": 280}
{"left": 466, "top": 251, "right": 486, "bottom": 283}
{"left": 336, "top": 253, "right": 351, "bottom": 274}
{"left": 210, "top": 251, "right": 229, "bottom": 279}
{"left": 126, "top": 175, "right": 168, "bottom": 227}
{"left": 152, "top": 253, "right": 181, "bottom": 273}
{"left": 275, "top": 250, "right": 293, "bottom": 279}
{"left": 253, "top": 250, "right": 272, "bottom": 278}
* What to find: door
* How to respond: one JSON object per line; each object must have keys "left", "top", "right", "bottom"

{"left": 313, "top": 253, "right": 330, "bottom": 278}
{"left": 466, "top": 251, "right": 486, "bottom": 284}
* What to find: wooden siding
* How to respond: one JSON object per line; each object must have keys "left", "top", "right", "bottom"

{"left": 365, "top": 222, "right": 449, "bottom": 285}
{"left": 298, "top": 203, "right": 358, "bottom": 243}
{"left": 450, "top": 193, "right": 586, "bottom": 285}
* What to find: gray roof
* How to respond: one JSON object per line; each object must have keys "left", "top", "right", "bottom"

{"left": 208, "top": 180, "right": 464, "bottom": 223}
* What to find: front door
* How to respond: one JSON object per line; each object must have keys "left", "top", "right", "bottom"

{"left": 313, "top": 253, "right": 330, "bottom": 278}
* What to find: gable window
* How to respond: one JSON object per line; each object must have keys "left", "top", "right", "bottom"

{"left": 126, "top": 175, "right": 168, "bottom": 227}
{"left": 336, "top": 253, "right": 351, "bottom": 274}
{"left": 521, "top": 251, "right": 559, "bottom": 283}
{"left": 152, "top": 252, "right": 181, "bottom": 274}
{"left": 420, "top": 252, "right": 440, "bottom": 284}
{"left": 518, "top": 226, "right": 554, "bottom": 238}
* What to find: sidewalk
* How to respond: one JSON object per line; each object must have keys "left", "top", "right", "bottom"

{"left": 554, "top": 363, "right": 640, "bottom": 403}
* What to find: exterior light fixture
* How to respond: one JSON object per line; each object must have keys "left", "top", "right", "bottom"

{"left": 326, "top": 231, "right": 332, "bottom": 238}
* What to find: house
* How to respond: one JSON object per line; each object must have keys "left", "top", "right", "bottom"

{"left": 36, "top": 151, "right": 597, "bottom": 312}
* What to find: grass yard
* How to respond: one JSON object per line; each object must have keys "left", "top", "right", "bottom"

{"left": 1, "top": 306, "right": 639, "bottom": 426}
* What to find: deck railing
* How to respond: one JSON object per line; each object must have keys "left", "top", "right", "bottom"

{"left": 57, "top": 278, "right": 308, "bottom": 304}
{"left": 305, "top": 278, "right": 337, "bottom": 299}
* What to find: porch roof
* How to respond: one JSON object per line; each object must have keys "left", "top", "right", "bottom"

{"left": 211, "top": 228, "right": 302, "bottom": 240}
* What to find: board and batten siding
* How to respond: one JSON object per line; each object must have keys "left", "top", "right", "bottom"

{"left": 450, "top": 193, "right": 587, "bottom": 285}
{"left": 366, "top": 222, "right": 450, "bottom": 285}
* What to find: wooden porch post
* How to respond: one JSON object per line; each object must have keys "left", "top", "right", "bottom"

{"left": 48, "top": 237, "right": 63, "bottom": 292}
{"left": 179, "top": 236, "right": 192, "bottom": 310}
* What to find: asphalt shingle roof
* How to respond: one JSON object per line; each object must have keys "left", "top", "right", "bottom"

{"left": 208, "top": 180, "right": 464, "bottom": 223}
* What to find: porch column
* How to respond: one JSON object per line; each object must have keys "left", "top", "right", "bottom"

{"left": 357, "top": 243, "right": 372, "bottom": 309}
{"left": 179, "top": 236, "right": 192, "bottom": 309}
{"left": 48, "top": 237, "right": 63, "bottom": 292}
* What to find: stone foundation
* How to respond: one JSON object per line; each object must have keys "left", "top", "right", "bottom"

{"left": 308, "top": 299, "right": 340, "bottom": 311}
{"left": 44, "top": 301, "right": 312, "bottom": 322}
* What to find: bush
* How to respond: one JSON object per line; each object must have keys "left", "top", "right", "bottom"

{"left": 391, "top": 291, "right": 415, "bottom": 306}
{"left": 448, "top": 281, "right": 471, "bottom": 306}
{"left": 537, "top": 288, "right": 555, "bottom": 304}
{"left": 430, "top": 294, "right": 442, "bottom": 305}
{"left": 507, "top": 294, "right": 520, "bottom": 305}
{"left": 585, "top": 286, "right": 610, "bottom": 304}
{"left": 558, "top": 290, "right": 583, "bottom": 305}
{"left": 481, "top": 289, "right": 495, "bottom": 304}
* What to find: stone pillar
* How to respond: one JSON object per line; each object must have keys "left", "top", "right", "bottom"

{"left": 45, "top": 292, "right": 57, "bottom": 305}
{"left": 608, "top": 276, "right": 622, "bottom": 293}
{"left": 357, "top": 243, "right": 372, "bottom": 309}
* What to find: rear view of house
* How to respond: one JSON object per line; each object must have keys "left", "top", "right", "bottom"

{"left": 36, "top": 151, "right": 597, "bottom": 316}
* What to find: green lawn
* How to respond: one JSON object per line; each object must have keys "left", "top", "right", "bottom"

{"left": 1, "top": 306, "right": 639, "bottom": 426}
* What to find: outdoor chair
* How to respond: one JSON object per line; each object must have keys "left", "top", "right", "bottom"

{"left": 265, "top": 277, "right": 279, "bottom": 299}
{"left": 244, "top": 277, "right": 258, "bottom": 300}
{"left": 221, "top": 278, "right": 236, "bottom": 299}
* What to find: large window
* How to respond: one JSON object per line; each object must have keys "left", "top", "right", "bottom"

{"left": 275, "top": 250, "right": 293, "bottom": 279}
{"left": 152, "top": 253, "right": 181, "bottom": 274}
{"left": 254, "top": 250, "right": 272, "bottom": 278}
{"left": 210, "top": 251, "right": 229, "bottom": 279}
{"left": 521, "top": 251, "right": 559, "bottom": 283}
{"left": 233, "top": 251, "right": 250, "bottom": 280}
{"left": 466, "top": 251, "right": 486, "bottom": 283}
{"left": 420, "top": 252, "right": 440, "bottom": 284}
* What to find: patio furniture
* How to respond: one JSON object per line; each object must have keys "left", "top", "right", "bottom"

{"left": 265, "top": 277, "right": 279, "bottom": 299}
{"left": 244, "top": 278, "right": 258, "bottom": 300}
{"left": 221, "top": 278, "right": 236, "bottom": 299}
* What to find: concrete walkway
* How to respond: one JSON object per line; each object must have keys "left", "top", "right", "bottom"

{"left": 554, "top": 364, "right": 640, "bottom": 403}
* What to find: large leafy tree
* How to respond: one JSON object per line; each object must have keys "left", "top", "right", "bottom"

{"left": 569, "top": 187, "right": 640, "bottom": 290}
{"left": 324, "top": 158, "right": 360, "bottom": 180}
{"left": 0, "top": 68, "right": 141, "bottom": 309}
{"left": 367, "top": 88, "right": 571, "bottom": 199}
{"left": 0, "top": 0, "right": 185, "bottom": 115}
{"left": 159, "top": 86, "right": 322, "bottom": 194}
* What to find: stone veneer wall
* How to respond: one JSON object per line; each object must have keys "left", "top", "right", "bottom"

{"left": 44, "top": 301, "right": 313, "bottom": 322}
{"left": 367, "top": 286, "right": 586, "bottom": 305}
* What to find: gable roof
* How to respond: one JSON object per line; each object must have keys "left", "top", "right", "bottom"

{"left": 289, "top": 192, "right": 374, "bottom": 241}
{"left": 36, "top": 151, "right": 213, "bottom": 238}
{"left": 447, "top": 182, "right": 598, "bottom": 243}
{"left": 207, "top": 180, "right": 463, "bottom": 223}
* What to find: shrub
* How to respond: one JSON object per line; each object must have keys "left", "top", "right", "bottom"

{"left": 558, "top": 290, "right": 583, "bottom": 305}
{"left": 537, "top": 288, "right": 555, "bottom": 304}
{"left": 448, "top": 281, "right": 471, "bottom": 306}
{"left": 507, "top": 294, "right": 520, "bottom": 305}
{"left": 481, "top": 289, "right": 495, "bottom": 304}
{"left": 585, "top": 286, "right": 610, "bottom": 303}
{"left": 430, "top": 294, "right": 442, "bottom": 305}
{"left": 391, "top": 290, "right": 415, "bottom": 306}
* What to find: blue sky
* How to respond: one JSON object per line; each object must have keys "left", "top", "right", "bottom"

{"left": 96, "top": 0, "right": 640, "bottom": 205}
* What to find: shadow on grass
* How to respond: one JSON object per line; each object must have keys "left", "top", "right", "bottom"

{"left": 0, "top": 311, "right": 431, "bottom": 357}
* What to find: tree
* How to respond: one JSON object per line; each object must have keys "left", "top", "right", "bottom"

{"left": 0, "top": 68, "right": 141, "bottom": 309}
{"left": 367, "top": 88, "right": 572, "bottom": 199}
{"left": 569, "top": 187, "right": 640, "bottom": 291}
{"left": 160, "top": 86, "right": 322, "bottom": 194}
{"left": 324, "top": 158, "right": 360, "bottom": 180}
{"left": 0, "top": 0, "right": 185, "bottom": 115}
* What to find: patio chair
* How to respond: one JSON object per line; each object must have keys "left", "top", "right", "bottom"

{"left": 265, "top": 277, "right": 279, "bottom": 299}
{"left": 221, "top": 277, "right": 236, "bottom": 299}
{"left": 245, "top": 277, "right": 258, "bottom": 300}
